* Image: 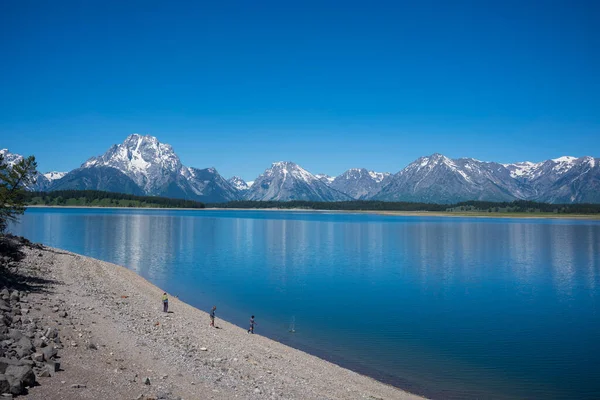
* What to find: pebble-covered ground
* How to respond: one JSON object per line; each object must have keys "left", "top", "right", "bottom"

{"left": 1, "top": 236, "right": 424, "bottom": 400}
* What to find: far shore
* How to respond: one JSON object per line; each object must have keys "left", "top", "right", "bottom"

{"left": 25, "top": 205, "right": 600, "bottom": 220}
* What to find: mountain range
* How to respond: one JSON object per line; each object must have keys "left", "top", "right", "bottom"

{"left": 2, "top": 134, "right": 599, "bottom": 203}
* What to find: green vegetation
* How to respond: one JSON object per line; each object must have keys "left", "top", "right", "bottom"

{"left": 22, "top": 191, "right": 600, "bottom": 215}
{"left": 25, "top": 190, "right": 205, "bottom": 209}
{"left": 210, "top": 200, "right": 600, "bottom": 214}
{"left": 0, "top": 153, "right": 38, "bottom": 232}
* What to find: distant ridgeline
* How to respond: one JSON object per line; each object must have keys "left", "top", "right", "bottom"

{"left": 23, "top": 191, "right": 600, "bottom": 214}
{"left": 209, "top": 200, "right": 600, "bottom": 214}
{"left": 24, "top": 190, "right": 206, "bottom": 209}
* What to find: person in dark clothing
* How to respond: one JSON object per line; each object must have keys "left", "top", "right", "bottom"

{"left": 210, "top": 305, "right": 216, "bottom": 327}
{"left": 247, "top": 315, "right": 257, "bottom": 334}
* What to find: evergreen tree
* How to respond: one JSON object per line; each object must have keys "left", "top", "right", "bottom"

{"left": 0, "top": 154, "right": 38, "bottom": 232}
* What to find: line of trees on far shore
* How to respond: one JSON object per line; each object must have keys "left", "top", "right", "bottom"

{"left": 21, "top": 191, "right": 600, "bottom": 214}
{"left": 209, "top": 200, "right": 600, "bottom": 214}
{"left": 23, "top": 190, "right": 206, "bottom": 209}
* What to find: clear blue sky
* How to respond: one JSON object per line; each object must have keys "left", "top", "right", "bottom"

{"left": 1, "top": 0, "right": 598, "bottom": 181}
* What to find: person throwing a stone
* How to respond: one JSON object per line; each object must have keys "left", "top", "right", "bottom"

{"left": 162, "top": 292, "right": 169, "bottom": 313}
{"left": 210, "top": 305, "right": 216, "bottom": 327}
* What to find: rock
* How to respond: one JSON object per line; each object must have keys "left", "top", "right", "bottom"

{"left": 4, "top": 375, "right": 22, "bottom": 395}
{"left": 70, "top": 383, "right": 86, "bottom": 388}
{"left": 36, "top": 368, "right": 50, "bottom": 378}
{"left": 0, "top": 375, "right": 10, "bottom": 394}
{"left": 33, "top": 338, "right": 46, "bottom": 349}
{"left": 6, "top": 331, "right": 22, "bottom": 342}
{"left": 20, "top": 309, "right": 29, "bottom": 315}
{"left": 87, "top": 343, "right": 97, "bottom": 350}
{"left": 41, "top": 346, "right": 57, "bottom": 361}
{"left": 9, "top": 292, "right": 19, "bottom": 302}
{"left": 31, "top": 353, "right": 44, "bottom": 363}
{"left": 70, "top": 342, "right": 77, "bottom": 347}
{"left": 45, "top": 360, "right": 60, "bottom": 375}
{"left": 51, "top": 308, "right": 59, "bottom": 313}
{"left": 58, "top": 311, "right": 67, "bottom": 318}
{"left": 144, "top": 377, "right": 151, "bottom": 385}
{"left": 254, "top": 388, "right": 261, "bottom": 394}
{"left": 199, "top": 347, "right": 207, "bottom": 351}
{"left": 4, "top": 364, "right": 36, "bottom": 388}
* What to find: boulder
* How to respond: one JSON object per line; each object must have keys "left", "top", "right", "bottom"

{"left": 4, "top": 364, "right": 36, "bottom": 388}
{"left": 45, "top": 360, "right": 59, "bottom": 374}
{"left": 41, "top": 347, "right": 57, "bottom": 361}
{"left": 7, "top": 331, "right": 22, "bottom": 342}
{"left": 0, "top": 358, "right": 24, "bottom": 374}
{"left": 0, "top": 374, "right": 10, "bottom": 394}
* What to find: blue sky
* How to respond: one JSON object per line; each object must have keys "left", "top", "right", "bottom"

{"left": 1, "top": 0, "right": 598, "bottom": 181}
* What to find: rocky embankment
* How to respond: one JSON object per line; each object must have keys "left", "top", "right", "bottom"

{"left": 0, "top": 235, "right": 424, "bottom": 400}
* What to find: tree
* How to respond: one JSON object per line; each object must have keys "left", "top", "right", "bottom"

{"left": 0, "top": 154, "right": 38, "bottom": 233}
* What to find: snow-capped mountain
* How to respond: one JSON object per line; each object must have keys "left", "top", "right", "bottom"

{"left": 375, "top": 153, "right": 600, "bottom": 204}
{"left": 246, "top": 162, "right": 351, "bottom": 201}
{"left": 330, "top": 168, "right": 391, "bottom": 200}
{"left": 228, "top": 176, "right": 250, "bottom": 191}
{"left": 82, "top": 134, "right": 183, "bottom": 195}
{"left": 0, "top": 149, "right": 51, "bottom": 191}
{"left": 55, "top": 134, "right": 240, "bottom": 202}
{"left": 315, "top": 174, "right": 335, "bottom": 184}
{"left": 505, "top": 156, "right": 600, "bottom": 203}
{"left": 5, "top": 139, "right": 599, "bottom": 204}
{"left": 43, "top": 171, "right": 67, "bottom": 181}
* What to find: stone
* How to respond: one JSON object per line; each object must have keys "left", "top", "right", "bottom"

{"left": 70, "top": 383, "right": 86, "bottom": 388}
{"left": 6, "top": 331, "right": 22, "bottom": 342}
{"left": 4, "top": 364, "right": 36, "bottom": 388}
{"left": 58, "top": 311, "right": 67, "bottom": 318}
{"left": 45, "top": 360, "right": 60, "bottom": 375}
{"left": 0, "top": 375, "right": 10, "bottom": 394}
{"left": 41, "top": 346, "right": 57, "bottom": 361}
{"left": 199, "top": 347, "right": 207, "bottom": 351}
{"left": 144, "top": 377, "right": 151, "bottom": 385}
{"left": 31, "top": 353, "right": 44, "bottom": 363}
{"left": 9, "top": 292, "right": 19, "bottom": 302}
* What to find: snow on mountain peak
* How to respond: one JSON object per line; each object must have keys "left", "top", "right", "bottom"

{"left": 315, "top": 174, "right": 335, "bottom": 184}
{"left": 368, "top": 171, "right": 390, "bottom": 183}
{"left": 228, "top": 176, "right": 249, "bottom": 191}
{"left": 552, "top": 156, "right": 577, "bottom": 163}
{"left": 82, "top": 134, "right": 182, "bottom": 194}
{"left": 43, "top": 171, "right": 67, "bottom": 181}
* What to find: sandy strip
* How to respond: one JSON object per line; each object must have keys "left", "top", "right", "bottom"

{"left": 19, "top": 244, "right": 424, "bottom": 400}
{"left": 26, "top": 205, "right": 600, "bottom": 220}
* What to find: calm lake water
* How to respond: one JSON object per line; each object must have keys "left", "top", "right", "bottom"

{"left": 10, "top": 208, "right": 600, "bottom": 399}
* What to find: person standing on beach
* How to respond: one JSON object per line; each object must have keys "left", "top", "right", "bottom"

{"left": 210, "top": 305, "right": 216, "bottom": 327}
{"left": 248, "top": 315, "right": 257, "bottom": 334}
{"left": 162, "top": 292, "right": 169, "bottom": 312}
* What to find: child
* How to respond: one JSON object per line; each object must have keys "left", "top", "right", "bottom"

{"left": 162, "top": 292, "right": 168, "bottom": 313}
{"left": 210, "top": 305, "right": 216, "bottom": 327}
{"left": 248, "top": 315, "right": 257, "bottom": 334}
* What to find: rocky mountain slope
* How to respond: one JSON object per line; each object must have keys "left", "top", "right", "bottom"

{"left": 330, "top": 168, "right": 391, "bottom": 200}
{"left": 4, "top": 138, "right": 599, "bottom": 204}
{"left": 246, "top": 162, "right": 351, "bottom": 201}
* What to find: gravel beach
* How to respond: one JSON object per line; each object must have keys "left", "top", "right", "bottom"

{"left": 3, "top": 239, "right": 424, "bottom": 400}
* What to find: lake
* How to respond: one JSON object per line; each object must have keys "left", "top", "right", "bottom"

{"left": 9, "top": 208, "right": 600, "bottom": 399}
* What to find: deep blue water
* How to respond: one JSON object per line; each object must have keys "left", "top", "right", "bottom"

{"left": 9, "top": 208, "right": 600, "bottom": 399}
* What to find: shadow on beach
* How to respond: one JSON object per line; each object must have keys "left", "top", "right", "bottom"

{"left": 0, "top": 234, "right": 59, "bottom": 293}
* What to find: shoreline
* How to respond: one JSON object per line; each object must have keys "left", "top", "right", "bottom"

{"left": 15, "top": 242, "right": 424, "bottom": 400}
{"left": 25, "top": 205, "right": 600, "bottom": 220}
